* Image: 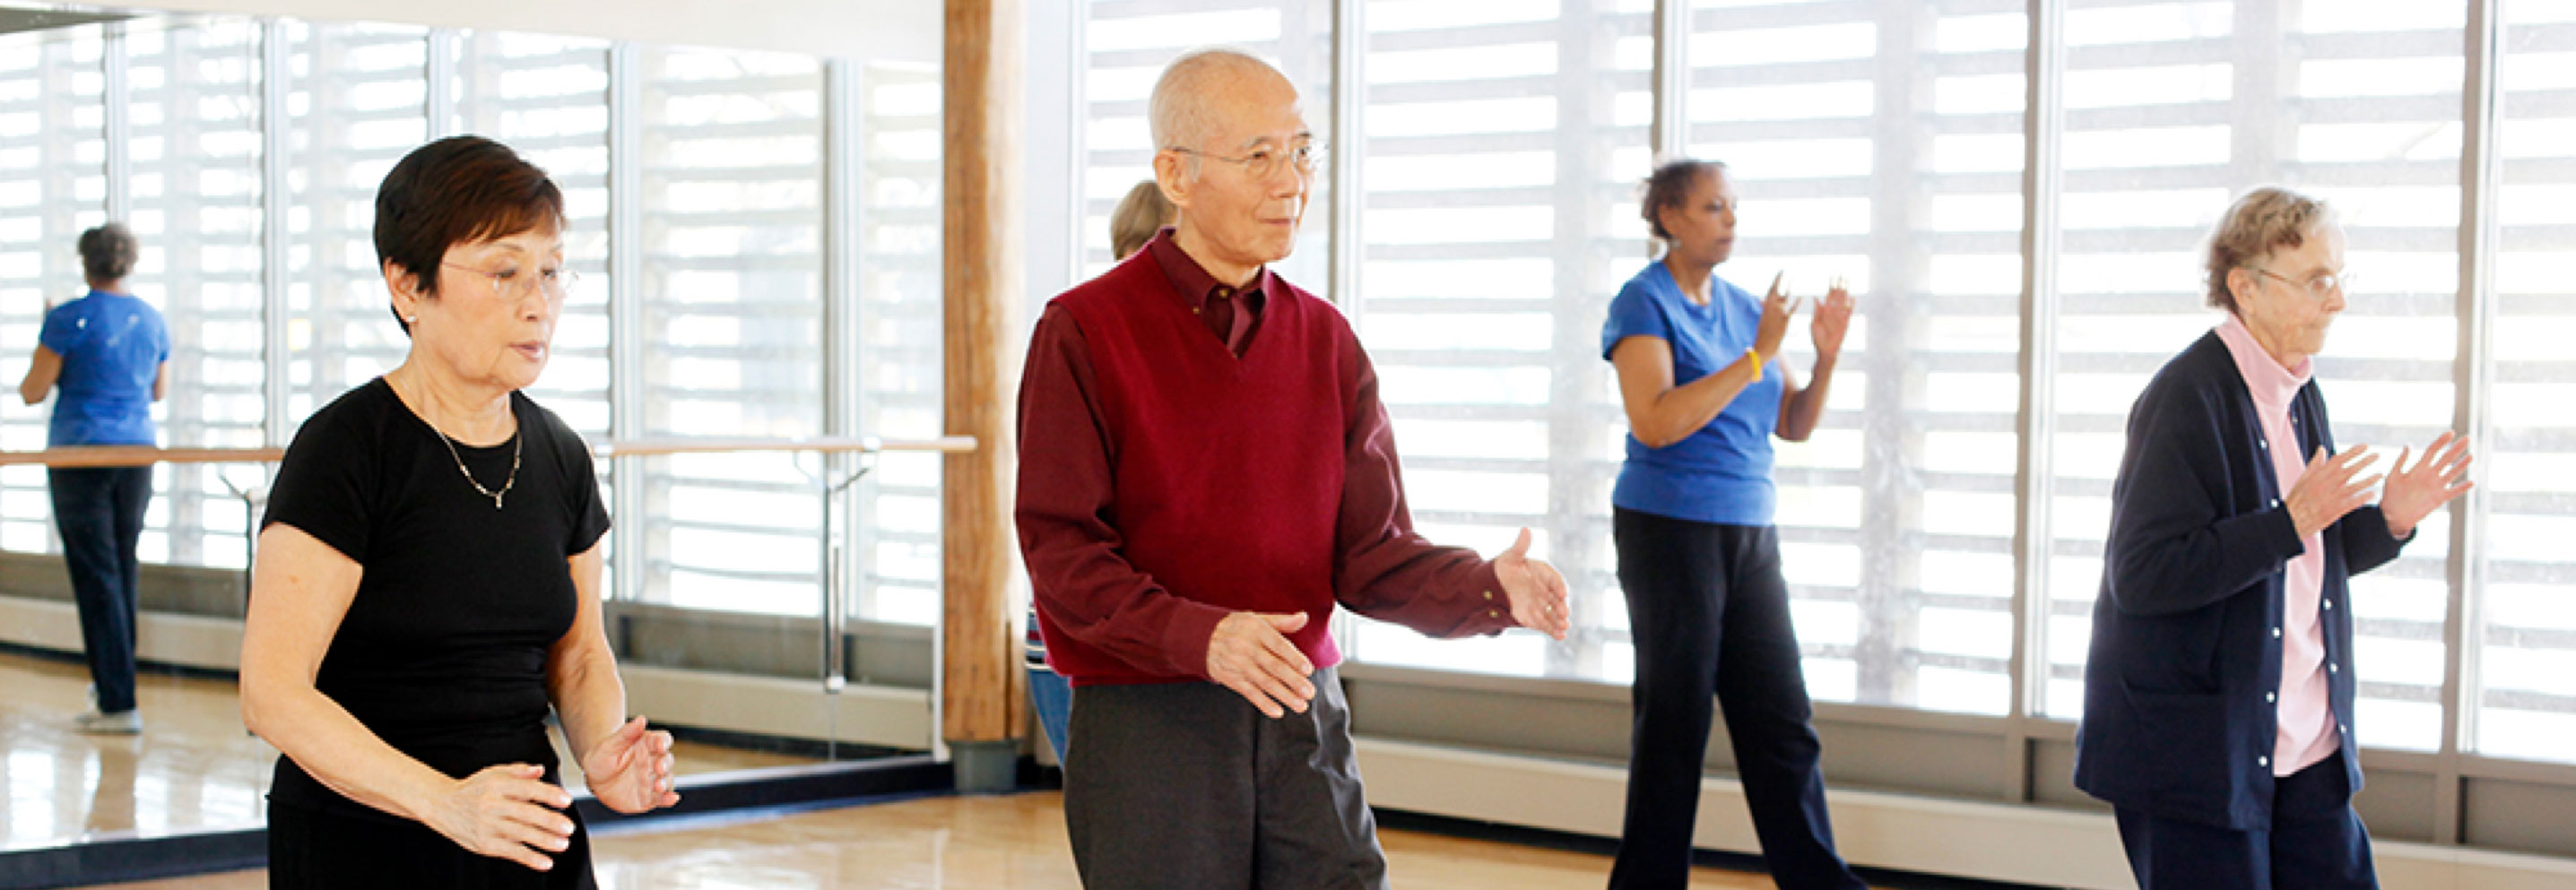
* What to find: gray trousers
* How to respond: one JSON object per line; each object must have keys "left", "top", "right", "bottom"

{"left": 1063, "top": 666, "right": 1388, "bottom": 890}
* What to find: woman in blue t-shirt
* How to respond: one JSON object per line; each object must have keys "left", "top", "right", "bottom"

{"left": 1598, "top": 160, "right": 1864, "bottom": 890}
{"left": 17, "top": 222, "right": 170, "bottom": 735}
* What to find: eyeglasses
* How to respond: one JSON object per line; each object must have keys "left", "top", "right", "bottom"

{"left": 2248, "top": 265, "right": 2353, "bottom": 301}
{"left": 1167, "top": 142, "right": 1323, "bottom": 180}
{"left": 441, "top": 262, "right": 579, "bottom": 303}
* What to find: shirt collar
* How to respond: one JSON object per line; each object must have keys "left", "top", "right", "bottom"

{"left": 1146, "top": 226, "right": 1270, "bottom": 309}
{"left": 2215, "top": 312, "right": 2311, "bottom": 410}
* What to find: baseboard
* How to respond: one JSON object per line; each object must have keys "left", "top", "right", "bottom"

{"left": 619, "top": 664, "right": 932, "bottom": 751}
{"left": 0, "top": 594, "right": 242, "bottom": 671}
{"left": 1353, "top": 737, "right": 2576, "bottom": 890}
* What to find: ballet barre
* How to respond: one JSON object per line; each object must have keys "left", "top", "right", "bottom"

{"left": 594, "top": 434, "right": 979, "bottom": 702}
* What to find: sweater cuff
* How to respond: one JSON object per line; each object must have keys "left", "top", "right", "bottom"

{"left": 1159, "top": 600, "right": 1235, "bottom": 679}
{"left": 1463, "top": 560, "right": 1514, "bottom": 636}
{"left": 2259, "top": 505, "right": 2306, "bottom": 559}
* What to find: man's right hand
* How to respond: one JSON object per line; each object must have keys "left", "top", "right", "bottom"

{"left": 1207, "top": 610, "right": 1315, "bottom": 718}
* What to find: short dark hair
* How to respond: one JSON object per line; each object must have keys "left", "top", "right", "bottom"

{"left": 1640, "top": 159, "right": 1726, "bottom": 242}
{"left": 374, "top": 135, "right": 565, "bottom": 333}
{"left": 78, "top": 223, "right": 138, "bottom": 281}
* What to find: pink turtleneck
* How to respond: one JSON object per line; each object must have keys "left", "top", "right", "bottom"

{"left": 2214, "top": 314, "right": 2339, "bottom": 777}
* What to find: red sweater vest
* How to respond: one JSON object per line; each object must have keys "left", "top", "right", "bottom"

{"left": 1039, "top": 253, "right": 1352, "bottom": 685}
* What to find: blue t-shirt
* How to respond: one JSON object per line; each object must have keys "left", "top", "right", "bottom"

{"left": 1600, "top": 263, "right": 1781, "bottom": 526}
{"left": 39, "top": 289, "right": 169, "bottom": 447}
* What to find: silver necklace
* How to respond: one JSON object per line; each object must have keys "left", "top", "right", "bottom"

{"left": 433, "top": 417, "right": 521, "bottom": 510}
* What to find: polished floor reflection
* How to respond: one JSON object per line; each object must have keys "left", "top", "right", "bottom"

{"left": 95, "top": 791, "right": 1797, "bottom": 889}
{"left": 0, "top": 651, "right": 823, "bottom": 851}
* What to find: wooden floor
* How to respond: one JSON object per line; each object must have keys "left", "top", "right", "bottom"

{"left": 11, "top": 650, "right": 1808, "bottom": 887}
{"left": 91, "top": 791, "right": 1789, "bottom": 889}
{"left": 0, "top": 651, "right": 820, "bottom": 850}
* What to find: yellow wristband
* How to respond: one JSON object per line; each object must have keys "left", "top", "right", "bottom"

{"left": 1745, "top": 347, "right": 1764, "bottom": 379}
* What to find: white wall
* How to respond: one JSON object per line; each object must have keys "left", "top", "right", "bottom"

{"left": 116, "top": 0, "right": 941, "bottom": 61}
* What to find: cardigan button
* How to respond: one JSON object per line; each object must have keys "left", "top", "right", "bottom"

{"left": 1487, "top": 609, "right": 1500, "bottom": 619}
{"left": 1483, "top": 591, "right": 1494, "bottom": 601}
{"left": 2258, "top": 756, "right": 2271, "bottom": 767}
{"left": 2273, "top": 626, "right": 2284, "bottom": 638}
{"left": 2329, "top": 662, "right": 2339, "bottom": 674}
{"left": 2266, "top": 691, "right": 2277, "bottom": 704}
{"left": 2323, "top": 599, "right": 2334, "bottom": 610}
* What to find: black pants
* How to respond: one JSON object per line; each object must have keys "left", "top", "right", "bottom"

{"left": 1609, "top": 508, "right": 1865, "bottom": 890}
{"left": 1062, "top": 666, "right": 1384, "bottom": 890}
{"left": 2115, "top": 748, "right": 2377, "bottom": 890}
{"left": 267, "top": 800, "right": 595, "bottom": 890}
{"left": 49, "top": 466, "right": 150, "bottom": 714}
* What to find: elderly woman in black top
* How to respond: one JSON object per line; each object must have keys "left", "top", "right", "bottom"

{"left": 241, "top": 135, "right": 678, "bottom": 888}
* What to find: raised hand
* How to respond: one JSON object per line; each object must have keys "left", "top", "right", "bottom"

{"left": 1496, "top": 527, "right": 1571, "bottom": 641}
{"left": 2380, "top": 431, "right": 2474, "bottom": 538}
{"left": 423, "top": 763, "right": 576, "bottom": 872}
{"left": 1756, "top": 272, "right": 1801, "bottom": 359}
{"left": 1812, "top": 276, "right": 1853, "bottom": 359}
{"left": 2285, "top": 446, "right": 2382, "bottom": 540}
{"left": 1207, "top": 610, "right": 1316, "bottom": 718}
{"left": 579, "top": 716, "right": 680, "bottom": 815}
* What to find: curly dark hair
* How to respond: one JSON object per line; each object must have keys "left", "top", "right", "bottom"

{"left": 1639, "top": 159, "right": 1727, "bottom": 242}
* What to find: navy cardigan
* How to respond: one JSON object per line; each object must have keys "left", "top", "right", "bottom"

{"left": 2072, "top": 331, "right": 2410, "bottom": 831}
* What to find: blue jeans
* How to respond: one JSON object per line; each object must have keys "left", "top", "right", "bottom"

{"left": 1028, "top": 665, "right": 1072, "bottom": 765}
{"left": 49, "top": 467, "right": 152, "bottom": 714}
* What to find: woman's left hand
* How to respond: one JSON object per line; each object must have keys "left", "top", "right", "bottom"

{"left": 579, "top": 716, "right": 680, "bottom": 815}
{"left": 2381, "top": 431, "right": 2475, "bottom": 539}
{"left": 1812, "top": 277, "right": 1854, "bottom": 359}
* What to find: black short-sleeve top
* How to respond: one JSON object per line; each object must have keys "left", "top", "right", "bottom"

{"left": 260, "top": 377, "right": 610, "bottom": 819}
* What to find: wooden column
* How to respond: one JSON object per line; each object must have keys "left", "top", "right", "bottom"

{"left": 941, "top": 0, "right": 1025, "bottom": 788}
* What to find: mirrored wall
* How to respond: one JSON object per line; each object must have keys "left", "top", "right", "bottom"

{"left": 0, "top": 4, "right": 942, "bottom": 853}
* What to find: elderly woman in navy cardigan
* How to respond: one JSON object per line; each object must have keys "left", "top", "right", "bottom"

{"left": 2074, "top": 186, "right": 2474, "bottom": 890}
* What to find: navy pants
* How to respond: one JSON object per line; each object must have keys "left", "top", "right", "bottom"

{"left": 2115, "top": 748, "right": 2378, "bottom": 890}
{"left": 49, "top": 466, "right": 151, "bottom": 714}
{"left": 1609, "top": 508, "right": 1866, "bottom": 890}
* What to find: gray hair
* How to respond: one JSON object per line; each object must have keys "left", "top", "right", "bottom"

{"left": 78, "top": 223, "right": 138, "bottom": 282}
{"left": 1149, "top": 48, "right": 1290, "bottom": 156}
{"left": 2206, "top": 186, "right": 2332, "bottom": 313}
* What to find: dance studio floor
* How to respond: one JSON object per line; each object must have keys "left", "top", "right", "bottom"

{"left": 91, "top": 791, "right": 1791, "bottom": 889}
{"left": 10, "top": 650, "right": 1805, "bottom": 888}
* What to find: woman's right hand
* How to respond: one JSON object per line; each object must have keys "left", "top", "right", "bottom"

{"left": 1756, "top": 272, "right": 1799, "bottom": 359}
{"left": 2285, "top": 445, "right": 2383, "bottom": 540}
{"left": 423, "top": 763, "right": 577, "bottom": 872}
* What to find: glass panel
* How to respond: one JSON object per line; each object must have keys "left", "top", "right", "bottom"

{"left": 0, "top": 22, "right": 108, "bottom": 552}
{"left": 2476, "top": 0, "right": 2576, "bottom": 764}
{"left": 853, "top": 60, "right": 943, "bottom": 627}
{"left": 1343, "top": 0, "right": 1652, "bottom": 680}
{"left": 1685, "top": 0, "right": 2027, "bottom": 713}
{"left": 282, "top": 22, "right": 429, "bottom": 419}
{"left": 123, "top": 17, "right": 266, "bottom": 571}
{"left": 630, "top": 45, "right": 826, "bottom": 616}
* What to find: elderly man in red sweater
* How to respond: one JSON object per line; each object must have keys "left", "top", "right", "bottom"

{"left": 1015, "top": 48, "right": 1574, "bottom": 890}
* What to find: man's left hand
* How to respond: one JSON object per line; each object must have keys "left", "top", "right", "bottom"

{"left": 1496, "top": 528, "right": 1570, "bottom": 640}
